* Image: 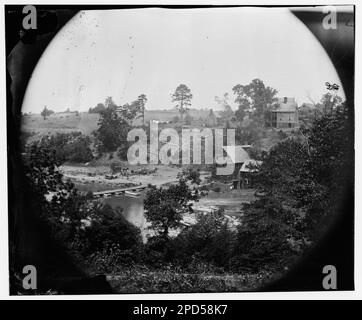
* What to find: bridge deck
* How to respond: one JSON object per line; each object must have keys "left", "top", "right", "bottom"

{"left": 93, "top": 185, "right": 147, "bottom": 196}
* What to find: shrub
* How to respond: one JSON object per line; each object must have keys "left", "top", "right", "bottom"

{"left": 171, "top": 210, "right": 236, "bottom": 269}
{"left": 63, "top": 136, "right": 93, "bottom": 163}
{"left": 82, "top": 204, "right": 143, "bottom": 256}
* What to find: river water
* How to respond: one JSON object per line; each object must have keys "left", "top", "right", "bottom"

{"left": 103, "top": 193, "right": 147, "bottom": 232}
{"left": 75, "top": 182, "right": 249, "bottom": 241}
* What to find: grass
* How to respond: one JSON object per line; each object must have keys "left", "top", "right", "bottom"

{"left": 105, "top": 266, "right": 274, "bottom": 293}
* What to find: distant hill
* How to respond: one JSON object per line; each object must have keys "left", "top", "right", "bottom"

{"left": 133, "top": 109, "right": 220, "bottom": 125}
{"left": 21, "top": 109, "right": 221, "bottom": 137}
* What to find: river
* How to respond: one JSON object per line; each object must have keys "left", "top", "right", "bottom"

{"left": 75, "top": 182, "right": 253, "bottom": 241}
{"left": 103, "top": 192, "right": 148, "bottom": 238}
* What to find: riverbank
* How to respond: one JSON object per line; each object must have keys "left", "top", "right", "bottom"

{"left": 62, "top": 163, "right": 256, "bottom": 241}
{"left": 60, "top": 163, "right": 182, "bottom": 192}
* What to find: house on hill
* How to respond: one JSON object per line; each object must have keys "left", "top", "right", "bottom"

{"left": 271, "top": 97, "right": 299, "bottom": 129}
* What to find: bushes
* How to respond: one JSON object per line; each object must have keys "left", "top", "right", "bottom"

{"left": 177, "top": 166, "right": 201, "bottom": 185}
{"left": 63, "top": 135, "right": 93, "bottom": 162}
{"left": 81, "top": 204, "right": 142, "bottom": 255}
{"left": 233, "top": 201, "right": 295, "bottom": 272}
{"left": 34, "top": 132, "right": 93, "bottom": 163}
{"left": 170, "top": 210, "right": 236, "bottom": 270}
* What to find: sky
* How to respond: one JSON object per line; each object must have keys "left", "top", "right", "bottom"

{"left": 22, "top": 7, "right": 345, "bottom": 114}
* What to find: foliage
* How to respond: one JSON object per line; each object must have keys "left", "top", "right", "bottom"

{"left": 144, "top": 179, "right": 200, "bottom": 238}
{"left": 118, "top": 94, "right": 147, "bottom": 124}
{"left": 23, "top": 143, "right": 143, "bottom": 276}
{"left": 89, "top": 103, "right": 106, "bottom": 114}
{"left": 278, "top": 130, "right": 288, "bottom": 140}
{"left": 94, "top": 96, "right": 147, "bottom": 157}
{"left": 63, "top": 135, "right": 93, "bottom": 162}
{"left": 215, "top": 93, "right": 234, "bottom": 124}
{"left": 233, "top": 79, "right": 277, "bottom": 125}
{"left": 40, "top": 106, "right": 54, "bottom": 120}
{"left": 247, "top": 146, "right": 265, "bottom": 161}
{"left": 233, "top": 198, "right": 299, "bottom": 272}
{"left": 35, "top": 132, "right": 93, "bottom": 163}
{"left": 81, "top": 204, "right": 142, "bottom": 255}
{"left": 23, "top": 143, "right": 87, "bottom": 244}
{"left": 307, "top": 101, "right": 352, "bottom": 189}
{"left": 172, "top": 84, "right": 193, "bottom": 119}
{"left": 172, "top": 209, "right": 235, "bottom": 268}
{"left": 136, "top": 94, "right": 147, "bottom": 125}
{"left": 235, "top": 121, "right": 262, "bottom": 146}
{"left": 320, "top": 92, "right": 343, "bottom": 115}
{"left": 235, "top": 93, "right": 351, "bottom": 272}
{"left": 177, "top": 166, "right": 201, "bottom": 185}
{"left": 106, "top": 265, "right": 270, "bottom": 293}
{"left": 94, "top": 97, "right": 129, "bottom": 156}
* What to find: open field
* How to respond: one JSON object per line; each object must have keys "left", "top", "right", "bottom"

{"left": 22, "top": 112, "right": 100, "bottom": 137}
{"left": 21, "top": 109, "right": 218, "bottom": 137}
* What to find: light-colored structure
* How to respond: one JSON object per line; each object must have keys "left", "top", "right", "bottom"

{"left": 216, "top": 145, "right": 262, "bottom": 189}
{"left": 271, "top": 97, "right": 299, "bottom": 129}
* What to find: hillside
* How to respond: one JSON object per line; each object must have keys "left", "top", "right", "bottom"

{"left": 21, "top": 109, "right": 217, "bottom": 136}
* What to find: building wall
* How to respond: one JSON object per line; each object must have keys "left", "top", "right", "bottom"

{"left": 272, "top": 111, "right": 298, "bottom": 128}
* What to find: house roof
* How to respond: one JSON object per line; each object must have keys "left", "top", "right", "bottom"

{"left": 239, "top": 159, "right": 262, "bottom": 172}
{"left": 220, "top": 145, "right": 251, "bottom": 164}
{"left": 272, "top": 97, "right": 298, "bottom": 113}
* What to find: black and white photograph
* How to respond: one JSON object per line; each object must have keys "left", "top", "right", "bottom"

{"left": 5, "top": 3, "right": 355, "bottom": 297}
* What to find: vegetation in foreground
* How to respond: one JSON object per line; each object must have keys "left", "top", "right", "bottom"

{"left": 12, "top": 84, "right": 352, "bottom": 293}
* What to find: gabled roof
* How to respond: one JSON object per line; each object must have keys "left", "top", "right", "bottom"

{"left": 220, "top": 145, "right": 251, "bottom": 164}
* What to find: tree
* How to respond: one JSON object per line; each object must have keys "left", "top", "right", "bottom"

{"left": 215, "top": 93, "right": 234, "bottom": 124}
{"left": 320, "top": 92, "right": 343, "bottom": 115}
{"left": 83, "top": 204, "right": 142, "bottom": 255}
{"left": 63, "top": 135, "right": 93, "bottom": 163}
{"left": 234, "top": 94, "right": 352, "bottom": 272}
{"left": 144, "top": 179, "right": 200, "bottom": 238}
{"left": 233, "top": 79, "right": 277, "bottom": 126}
{"left": 104, "top": 96, "right": 116, "bottom": 109}
{"left": 95, "top": 97, "right": 129, "bottom": 155}
{"left": 235, "top": 122, "right": 262, "bottom": 146}
{"left": 23, "top": 143, "right": 87, "bottom": 242}
{"left": 137, "top": 94, "right": 147, "bottom": 126}
{"left": 177, "top": 167, "right": 201, "bottom": 185}
{"left": 172, "top": 84, "right": 193, "bottom": 120}
{"left": 23, "top": 143, "right": 142, "bottom": 271}
{"left": 117, "top": 94, "right": 147, "bottom": 126}
{"left": 89, "top": 103, "right": 106, "bottom": 114}
{"left": 40, "top": 106, "right": 54, "bottom": 120}
{"left": 172, "top": 209, "right": 235, "bottom": 268}
{"left": 35, "top": 132, "right": 94, "bottom": 164}
{"left": 307, "top": 97, "right": 351, "bottom": 192}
